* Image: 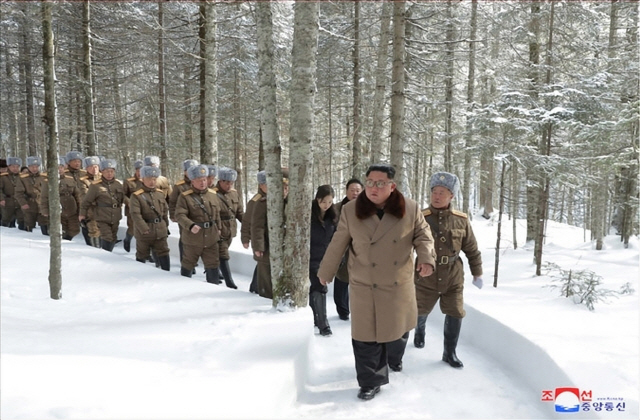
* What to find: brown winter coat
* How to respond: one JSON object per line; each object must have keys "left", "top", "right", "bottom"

{"left": 15, "top": 172, "right": 48, "bottom": 212}
{"left": 214, "top": 185, "right": 244, "bottom": 240}
{"left": 240, "top": 192, "right": 262, "bottom": 245}
{"left": 40, "top": 174, "right": 82, "bottom": 217}
{"left": 129, "top": 186, "right": 170, "bottom": 240}
{"left": 79, "top": 178, "right": 124, "bottom": 224}
{"left": 175, "top": 187, "right": 222, "bottom": 247}
{"left": 168, "top": 177, "right": 191, "bottom": 220}
{"left": 318, "top": 191, "right": 436, "bottom": 343}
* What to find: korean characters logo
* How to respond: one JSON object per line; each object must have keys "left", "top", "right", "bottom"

{"left": 541, "top": 387, "right": 626, "bottom": 413}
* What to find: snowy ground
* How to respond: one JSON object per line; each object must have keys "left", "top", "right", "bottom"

{"left": 1, "top": 214, "right": 638, "bottom": 420}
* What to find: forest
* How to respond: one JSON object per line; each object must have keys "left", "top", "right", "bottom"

{"left": 0, "top": 1, "right": 638, "bottom": 303}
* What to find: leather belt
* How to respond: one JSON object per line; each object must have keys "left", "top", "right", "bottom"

{"left": 220, "top": 216, "right": 233, "bottom": 221}
{"left": 145, "top": 218, "right": 162, "bottom": 224}
{"left": 97, "top": 203, "right": 120, "bottom": 208}
{"left": 437, "top": 254, "right": 459, "bottom": 265}
{"left": 194, "top": 221, "right": 213, "bottom": 228}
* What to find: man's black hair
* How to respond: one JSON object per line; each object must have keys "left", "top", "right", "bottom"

{"left": 365, "top": 163, "right": 396, "bottom": 179}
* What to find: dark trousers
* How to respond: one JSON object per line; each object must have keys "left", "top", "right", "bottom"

{"left": 333, "top": 277, "right": 349, "bottom": 318}
{"left": 352, "top": 331, "right": 409, "bottom": 387}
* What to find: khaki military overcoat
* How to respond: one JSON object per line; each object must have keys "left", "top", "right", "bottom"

{"left": 318, "top": 197, "right": 436, "bottom": 343}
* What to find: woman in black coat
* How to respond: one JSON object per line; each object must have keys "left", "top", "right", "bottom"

{"left": 309, "top": 184, "right": 338, "bottom": 336}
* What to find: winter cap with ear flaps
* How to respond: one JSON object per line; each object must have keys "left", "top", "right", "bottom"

{"left": 430, "top": 171, "right": 460, "bottom": 197}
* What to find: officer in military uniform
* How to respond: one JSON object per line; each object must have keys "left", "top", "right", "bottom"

{"left": 413, "top": 172, "right": 483, "bottom": 368}
{"left": 169, "top": 159, "right": 199, "bottom": 266}
{"left": 15, "top": 156, "right": 48, "bottom": 234}
{"left": 129, "top": 166, "right": 171, "bottom": 271}
{"left": 79, "top": 159, "right": 124, "bottom": 251}
{"left": 241, "top": 171, "right": 267, "bottom": 294}
{"left": 80, "top": 156, "right": 102, "bottom": 247}
{"left": 143, "top": 156, "right": 172, "bottom": 200}
{"left": 250, "top": 170, "right": 289, "bottom": 299}
{"left": 122, "top": 160, "right": 144, "bottom": 252}
{"left": 40, "top": 157, "right": 83, "bottom": 240}
{"left": 0, "top": 157, "right": 25, "bottom": 229}
{"left": 64, "top": 151, "right": 88, "bottom": 190}
{"left": 175, "top": 164, "right": 222, "bottom": 283}
{"left": 213, "top": 167, "right": 244, "bottom": 289}
{"left": 207, "top": 165, "right": 217, "bottom": 188}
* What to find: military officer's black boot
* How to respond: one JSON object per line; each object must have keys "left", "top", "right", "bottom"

{"left": 123, "top": 233, "right": 133, "bottom": 252}
{"left": 219, "top": 259, "right": 238, "bottom": 289}
{"left": 180, "top": 266, "right": 193, "bottom": 278}
{"left": 158, "top": 255, "right": 170, "bottom": 271}
{"left": 136, "top": 257, "right": 146, "bottom": 263}
{"left": 81, "top": 225, "right": 91, "bottom": 245}
{"left": 309, "top": 293, "right": 319, "bottom": 328}
{"left": 40, "top": 225, "right": 49, "bottom": 236}
{"left": 205, "top": 267, "right": 222, "bottom": 284}
{"left": 18, "top": 220, "right": 26, "bottom": 231}
{"left": 414, "top": 315, "right": 428, "bottom": 348}
{"left": 100, "top": 239, "right": 115, "bottom": 252}
{"left": 442, "top": 315, "right": 464, "bottom": 368}
{"left": 62, "top": 234, "right": 74, "bottom": 241}
{"left": 249, "top": 266, "right": 258, "bottom": 294}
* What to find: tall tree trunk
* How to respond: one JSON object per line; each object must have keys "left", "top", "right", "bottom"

{"left": 42, "top": 0, "right": 62, "bottom": 300}
{"left": 389, "top": 0, "right": 407, "bottom": 192}
{"left": 82, "top": 0, "right": 96, "bottom": 155}
{"left": 443, "top": 0, "right": 455, "bottom": 173}
{"left": 158, "top": 0, "right": 169, "bottom": 174}
{"left": 278, "top": 0, "right": 319, "bottom": 308}
{"left": 21, "top": 4, "right": 37, "bottom": 157}
{"left": 256, "top": 0, "right": 284, "bottom": 306}
{"left": 351, "top": 0, "right": 364, "bottom": 178}
{"left": 200, "top": 0, "right": 218, "bottom": 164}
{"left": 462, "top": 0, "right": 478, "bottom": 216}
{"left": 511, "top": 162, "right": 519, "bottom": 250}
{"left": 5, "top": 49, "right": 19, "bottom": 155}
{"left": 183, "top": 65, "right": 194, "bottom": 156}
{"left": 493, "top": 158, "right": 507, "bottom": 288}
{"left": 112, "top": 67, "right": 130, "bottom": 174}
{"left": 370, "top": 1, "right": 391, "bottom": 165}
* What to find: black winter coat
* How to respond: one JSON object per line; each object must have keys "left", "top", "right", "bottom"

{"left": 309, "top": 211, "right": 337, "bottom": 272}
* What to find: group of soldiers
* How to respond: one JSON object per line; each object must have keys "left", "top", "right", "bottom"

{"left": 0, "top": 151, "right": 264, "bottom": 292}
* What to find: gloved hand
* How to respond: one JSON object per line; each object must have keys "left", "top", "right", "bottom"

{"left": 472, "top": 277, "right": 483, "bottom": 289}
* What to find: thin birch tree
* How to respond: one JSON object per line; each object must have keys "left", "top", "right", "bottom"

{"left": 389, "top": 0, "right": 407, "bottom": 193}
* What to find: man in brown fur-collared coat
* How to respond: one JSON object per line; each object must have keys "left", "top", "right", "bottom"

{"left": 318, "top": 163, "right": 436, "bottom": 401}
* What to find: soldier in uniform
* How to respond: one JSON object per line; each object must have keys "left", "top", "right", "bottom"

{"left": 333, "top": 178, "right": 364, "bottom": 321}
{"left": 250, "top": 171, "right": 289, "bottom": 299}
{"left": 64, "top": 151, "right": 88, "bottom": 188}
{"left": 129, "top": 166, "right": 171, "bottom": 271}
{"left": 0, "top": 157, "right": 25, "bottom": 229}
{"left": 241, "top": 171, "right": 267, "bottom": 294}
{"left": 15, "top": 156, "right": 48, "bottom": 234}
{"left": 175, "top": 164, "right": 222, "bottom": 283}
{"left": 169, "top": 159, "right": 199, "bottom": 267}
{"left": 143, "top": 156, "right": 172, "bottom": 200}
{"left": 207, "top": 165, "right": 217, "bottom": 188}
{"left": 213, "top": 167, "right": 244, "bottom": 289}
{"left": 80, "top": 156, "right": 102, "bottom": 247}
{"left": 122, "top": 160, "right": 144, "bottom": 252}
{"left": 41, "top": 157, "right": 83, "bottom": 240}
{"left": 79, "top": 159, "right": 124, "bottom": 251}
{"left": 413, "top": 171, "right": 483, "bottom": 368}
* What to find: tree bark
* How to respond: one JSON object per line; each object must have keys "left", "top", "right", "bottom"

{"left": 278, "top": 0, "right": 319, "bottom": 308}
{"left": 158, "top": 0, "right": 169, "bottom": 174}
{"left": 351, "top": 0, "right": 364, "bottom": 178}
{"left": 42, "top": 0, "right": 62, "bottom": 300}
{"left": 201, "top": 0, "right": 218, "bottom": 164}
{"left": 370, "top": 1, "right": 391, "bottom": 165}
{"left": 389, "top": 0, "right": 407, "bottom": 192}
{"left": 82, "top": 0, "right": 96, "bottom": 155}
{"left": 462, "top": 0, "right": 478, "bottom": 217}
{"left": 20, "top": 3, "right": 37, "bottom": 157}
{"left": 443, "top": 0, "right": 455, "bottom": 173}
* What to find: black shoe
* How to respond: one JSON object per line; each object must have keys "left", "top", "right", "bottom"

{"left": 357, "top": 386, "right": 380, "bottom": 401}
{"left": 136, "top": 258, "right": 146, "bottom": 263}
{"left": 442, "top": 351, "right": 464, "bottom": 368}
{"left": 319, "top": 326, "right": 332, "bottom": 336}
{"left": 414, "top": 314, "right": 427, "bottom": 348}
{"left": 339, "top": 314, "right": 349, "bottom": 321}
{"left": 181, "top": 267, "right": 193, "bottom": 278}
{"left": 389, "top": 362, "right": 403, "bottom": 372}
{"left": 205, "top": 267, "right": 222, "bottom": 284}
{"left": 123, "top": 234, "right": 133, "bottom": 252}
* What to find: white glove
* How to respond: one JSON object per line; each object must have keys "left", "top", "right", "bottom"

{"left": 472, "top": 277, "right": 483, "bottom": 289}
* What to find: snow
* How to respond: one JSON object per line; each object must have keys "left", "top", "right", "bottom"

{"left": 1, "top": 214, "right": 638, "bottom": 420}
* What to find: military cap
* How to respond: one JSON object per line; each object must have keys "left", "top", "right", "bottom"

{"left": 187, "top": 164, "right": 209, "bottom": 180}
{"left": 59, "top": 157, "right": 67, "bottom": 166}
{"left": 84, "top": 156, "right": 100, "bottom": 167}
{"left": 207, "top": 165, "right": 218, "bottom": 178}
{"left": 430, "top": 171, "right": 460, "bottom": 197}
{"left": 218, "top": 167, "right": 238, "bottom": 182}
{"left": 134, "top": 160, "right": 144, "bottom": 170}
{"left": 183, "top": 159, "right": 199, "bottom": 171}
{"left": 65, "top": 151, "right": 84, "bottom": 162}
{"left": 100, "top": 159, "right": 117, "bottom": 171}
{"left": 140, "top": 166, "right": 161, "bottom": 178}
{"left": 7, "top": 157, "right": 22, "bottom": 166}
{"left": 257, "top": 170, "right": 267, "bottom": 185}
{"left": 26, "top": 156, "right": 41, "bottom": 167}
{"left": 98, "top": 156, "right": 106, "bottom": 162}
{"left": 144, "top": 155, "right": 160, "bottom": 167}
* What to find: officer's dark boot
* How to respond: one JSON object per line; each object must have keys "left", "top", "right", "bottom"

{"left": 309, "top": 293, "right": 318, "bottom": 328}
{"left": 414, "top": 315, "right": 428, "bottom": 348}
{"left": 81, "top": 225, "right": 91, "bottom": 245}
{"left": 18, "top": 220, "right": 26, "bottom": 231}
{"left": 442, "top": 315, "right": 464, "bottom": 368}
{"left": 158, "top": 255, "right": 170, "bottom": 271}
{"left": 151, "top": 249, "right": 159, "bottom": 267}
{"left": 219, "top": 259, "right": 237, "bottom": 289}
{"left": 249, "top": 266, "right": 258, "bottom": 294}
{"left": 180, "top": 266, "right": 193, "bottom": 278}
{"left": 123, "top": 233, "right": 133, "bottom": 252}
{"left": 90, "top": 236, "right": 101, "bottom": 248}
{"left": 311, "top": 291, "right": 332, "bottom": 336}
{"left": 41, "top": 225, "right": 49, "bottom": 236}
{"left": 100, "top": 239, "right": 115, "bottom": 252}
{"left": 136, "top": 257, "right": 146, "bottom": 263}
{"left": 62, "top": 234, "right": 74, "bottom": 241}
{"left": 205, "top": 267, "right": 222, "bottom": 284}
